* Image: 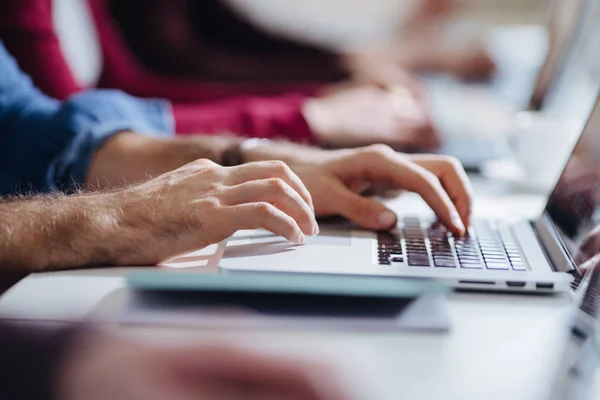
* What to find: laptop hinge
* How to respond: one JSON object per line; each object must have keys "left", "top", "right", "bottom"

{"left": 531, "top": 215, "right": 581, "bottom": 280}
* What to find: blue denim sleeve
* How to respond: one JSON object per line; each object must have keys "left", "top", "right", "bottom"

{"left": 0, "top": 42, "right": 174, "bottom": 195}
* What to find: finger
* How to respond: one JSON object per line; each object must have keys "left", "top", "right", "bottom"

{"left": 221, "top": 179, "right": 318, "bottom": 236}
{"left": 394, "top": 163, "right": 465, "bottom": 235}
{"left": 359, "top": 148, "right": 465, "bottom": 234}
{"left": 576, "top": 235, "right": 600, "bottom": 265}
{"left": 225, "top": 161, "right": 314, "bottom": 211}
{"left": 408, "top": 155, "right": 473, "bottom": 226}
{"left": 329, "top": 181, "right": 398, "bottom": 230}
{"left": 228, "top": 203, "right": 306, "bottom": 244}
{"left": 168, "top": 346, "right": 347, "bottom": 400}
{"left": 577, "top": 253, "right": 600, "bottom": 274}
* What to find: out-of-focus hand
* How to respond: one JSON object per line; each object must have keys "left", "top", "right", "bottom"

{"left": 438, "top": 45, "right": 497, "bottom": 80}
{"left": 339, "top": 51, "right": 427, "bottom": 99}
{"left": 59, "top": 333, "right": 346, "bottom": 400}
{"left": 303, "top": 85, "right": 440, "bottom": 150}
{"left": 415, "top": 0, "right": 460, "bottom": 20}
{"left": 109, "top": 159, "right": 318, "bottom": 265}
{"left": 575, "top": 225, "right": 600, "bottom": 266}
{"left": 397, "top": 16, "right": 497, "bottom": 81}
{"left": 245, "top": 144, "right": 472, "bottom": 235}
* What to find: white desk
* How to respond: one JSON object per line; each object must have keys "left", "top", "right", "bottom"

{"left": 1, "top": 176, "right": 599, "bottom": 400}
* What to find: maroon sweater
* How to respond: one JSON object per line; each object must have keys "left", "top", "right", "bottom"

{"left": 0, "top": 0, "right": 318, "bottom": 142}
{"left": 106, "top": 0, "right": 347, "bottom": 83}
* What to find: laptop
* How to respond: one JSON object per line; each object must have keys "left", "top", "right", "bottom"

{"left": 218, "top": 93, "right": 600, "bottom": 293}
{"left": 529, "top": 0, "right": 593, "bottom": 110}
{"left": 433, "top": 0, "right": 591, "bottom": 169}
{"left": 547, "top": 257, "right": 600, "bottom": 399}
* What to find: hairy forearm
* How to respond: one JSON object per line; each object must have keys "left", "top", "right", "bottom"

{"left": 86, "top": 132, "right": 244, "bottom": 189}
{"left": 0, "top": 192, "right": 137, "bottom": 272}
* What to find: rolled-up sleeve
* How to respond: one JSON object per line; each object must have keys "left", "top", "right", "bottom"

{"left": 0, "top": 42, "right": 174, "bottom": 195}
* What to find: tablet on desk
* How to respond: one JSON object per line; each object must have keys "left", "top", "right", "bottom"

{"left": 123, "top": 271, "right": 451, "bottom": 332}
{"left": 127, "top": 271, "right": 448, "bottom": 299}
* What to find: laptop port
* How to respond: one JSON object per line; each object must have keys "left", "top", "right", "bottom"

{"left": 459, "top": 280, "right": 495, "bottom": 285}
{"left": 506, "top": 281, "right": 526, "bottom": 288}
{"left": 536, "top": 282, "right": 554, "bottom": 290}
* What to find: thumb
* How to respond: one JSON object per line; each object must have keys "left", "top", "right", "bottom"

{"left": 332, "top": 183, "right": 398, "bottom": 230}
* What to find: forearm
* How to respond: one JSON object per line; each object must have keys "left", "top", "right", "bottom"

{"left": 86, "top": 132, "right": 244, "bottom": 189}
{"left": 85, "top": 131, "right": 329, "bottom": 191}
{"left": 0, "top": 192, "right": 134, "bottom": 271}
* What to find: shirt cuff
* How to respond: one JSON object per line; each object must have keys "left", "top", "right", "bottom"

{"left": 51, "top": 90, "right": 174, "bottom": 191}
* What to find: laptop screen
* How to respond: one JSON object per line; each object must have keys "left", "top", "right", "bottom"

{"left": 545, "top": 95, "right": 600, "bottom": 265}
{"left": 539, "top": 0, "right": 600, "bottom": 117}
{"left": 529, "top": 0, "right": 590, "bottom": 110}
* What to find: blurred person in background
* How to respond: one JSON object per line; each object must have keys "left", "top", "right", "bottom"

{"left": 106, "top": 0, "right": 496, "bottom": 86}
{"left": 0, "top": 323, "right": 348, "bottom": 400}
{"left": 0, "top": 0, "right": 440, "bottom": 151}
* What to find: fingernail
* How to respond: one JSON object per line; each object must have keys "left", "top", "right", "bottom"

{"left": 293, "top": 231, "right": 306, "bottom": 244}
{"left": 452, "top": 213, "right": 466, "bottom": 234}
{"left": 378, "top": 210, "right": 398, "bottom": 229}
{"left": 312, "top": 222, "right": 320, "bottom": 236}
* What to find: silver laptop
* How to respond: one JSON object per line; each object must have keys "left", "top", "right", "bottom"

{"left": 218, "top": 94, "right": 600, "bottom": 293}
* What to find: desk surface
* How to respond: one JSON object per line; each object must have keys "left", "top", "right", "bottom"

{"left": 1, "top": 176, "right": 599, "bottom": 400}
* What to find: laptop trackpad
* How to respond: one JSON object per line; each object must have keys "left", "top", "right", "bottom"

{"left": 220, "top": 229, "right": 375, "bottom": 274}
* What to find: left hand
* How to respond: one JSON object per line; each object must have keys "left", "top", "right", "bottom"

{"left": 245, "top": 144, "right": 472, "bottom": 235}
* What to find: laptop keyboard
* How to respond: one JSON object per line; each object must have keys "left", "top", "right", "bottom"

{"left": 377, "top": 217, "right": 527, "bottom": 271}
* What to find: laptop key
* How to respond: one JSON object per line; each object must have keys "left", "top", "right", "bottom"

{"left": 408, "top": 257, "right": 431, "bottom": 266}
{"left": 459, "top": 261, "right": 483, "bottom": 269}
{"left": 407, "top": 249, "right": 428, "bottom": 254}
{"left": 483, "top": 255, "right": 508, "bottom": 261}
{"left": 486, "top": 262, "right": 510, "bottom": 270}
{"left": 434, "top": 259, "right": 457, "bottom": 268}
{"left": 511, "top": 263, "right": 527, "bottom": 271}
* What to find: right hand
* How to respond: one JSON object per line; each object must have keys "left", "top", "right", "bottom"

{"left": 111, "top": 159, "right": 318, "bottom": 265}
{"left": 303, "top": 85, "right": 440, "bottom": 150}
{"left": 59, "top": 333, "right": 347, "bottom": 400}
{"left": 244, "top": 144, "right": 472, "bottom": 235}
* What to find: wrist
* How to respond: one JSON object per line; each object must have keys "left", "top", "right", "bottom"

{"left": 241, "top": 137, "right": 330, "bottom": 169}
{"left": 233, "top": 138, "right": 272, "bottom": 165}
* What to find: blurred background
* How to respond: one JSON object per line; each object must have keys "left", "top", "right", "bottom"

{"left": 54, "top": 0, "right": 547, "bottom": 85}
